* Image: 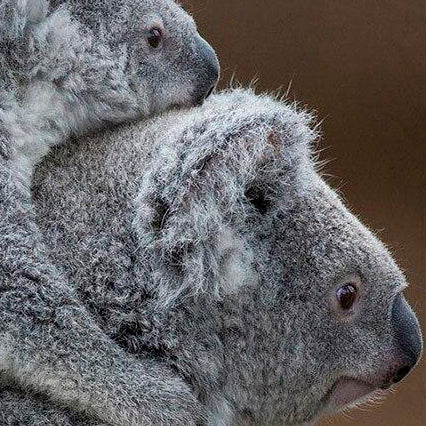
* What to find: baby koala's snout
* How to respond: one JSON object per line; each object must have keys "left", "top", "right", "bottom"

{"left": 193, "top": 35, "right": 220, "bottom": 106}
{"left": 384, "top": 294, "right": 423, "bottom": 388}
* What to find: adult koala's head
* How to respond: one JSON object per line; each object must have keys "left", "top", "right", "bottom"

{"left": 54, "top": 0, "right": 220, "bottom": 112}
{"left": 136, "top": 90, "right": 422, "bottom": 425}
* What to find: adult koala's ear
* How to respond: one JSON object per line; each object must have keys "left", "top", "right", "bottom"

{"left": 134, "top": 90, "right": 317, "bottom": 309}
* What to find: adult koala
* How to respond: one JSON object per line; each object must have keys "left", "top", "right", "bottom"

{"left": 2, "top": 89, "right": 421, "bottom": 425}
{"left": 0, "top": 0, "right": 218, "bottom": 425}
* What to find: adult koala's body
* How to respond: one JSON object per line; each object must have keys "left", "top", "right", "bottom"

{"left": 6, "top": 89, "right": 419, "bottom": 425}
{"left": 0, "top": 0, "right": 218, "bottom": 425}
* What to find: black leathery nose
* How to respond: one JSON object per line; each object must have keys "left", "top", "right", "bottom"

{"left": 392, "top": 294, "right": 423, "bottom": 368}
{"left": 392, "top": 365, "right": 412, "bottom": 384}
{"left": 205, "top": 85, "right": 214, "bottom": 100}
{"left": 193, "top": 35, "right": 220, "bottom": 106}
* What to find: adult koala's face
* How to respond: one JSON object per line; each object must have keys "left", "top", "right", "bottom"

{"left": 138, "top": 91, "right": 422, "bottom": 425}
{"left": 62, "top": 0, "right": 220, "bottom": 113}
{"left": 236, "top": 178, "right": 423, "bottom": 424}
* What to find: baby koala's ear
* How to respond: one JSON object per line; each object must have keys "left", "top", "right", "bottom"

{"left": 24, "top": 0, "right": 49, "bottom": 24}
{"left": 0, "top": 0, "right": 48, "bottom": 37}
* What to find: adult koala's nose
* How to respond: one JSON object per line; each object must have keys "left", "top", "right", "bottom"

{"left": 193, "top": 35, "right": 220, "bottom": 106}
{"left": 385, "top": 294, "right": 423, "bottom": 387}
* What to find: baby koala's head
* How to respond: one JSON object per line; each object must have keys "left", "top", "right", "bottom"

{"left": 0, "top": 0, "right": 220, "bottom": 158}
{"left": 61, "top": 0, "right": 220, "bottom": 113}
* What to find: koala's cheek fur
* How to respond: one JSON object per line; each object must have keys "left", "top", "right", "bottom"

{"left": 33, "top": 89, "right": 422, "bottom": 425}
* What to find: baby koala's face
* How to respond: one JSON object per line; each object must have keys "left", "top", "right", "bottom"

{"left": 65, "top": 0, "right": 220, "bottom": 115}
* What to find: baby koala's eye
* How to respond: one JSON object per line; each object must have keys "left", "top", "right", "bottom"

{"left": 147, "top": 28, "right": 163, "bottom": 49}
{"left": 336, "top": 284, "right": 358, "bottom": 310}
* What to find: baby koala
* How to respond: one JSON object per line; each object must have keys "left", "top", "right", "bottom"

{"left": 0, "top": 0, "right": 219, "bottom": 163}
{"left": 0, "top": 1, "right": 218, "bottom": 425}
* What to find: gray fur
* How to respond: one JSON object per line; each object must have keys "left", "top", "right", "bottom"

{"left": 2, "top": 89, "right": 414, "bottom": 425}
{"left": 0, "top": 0, "right": 219, "bottom": 163}
{"left": 0, "top": 0, "right": 219, "bottom": 424}
{"left": 0, "top": 386, "right": 107, "bottom": 425}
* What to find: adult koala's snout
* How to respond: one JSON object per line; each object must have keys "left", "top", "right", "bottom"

{"left": 388, "top": 293, "right": 422, "bottom": 385}
{"left": 191, "top": 34, "right": 220, "bottom": 105}
{"left": 328, "top": 289, "right": 422, "bottom": 412}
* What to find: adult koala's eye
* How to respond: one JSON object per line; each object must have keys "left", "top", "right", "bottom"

{"left": 336, "top": 284, "right": 358, "bottom": 310}
{"left": 147, "top": 28, "right": 163, "bottom": 49}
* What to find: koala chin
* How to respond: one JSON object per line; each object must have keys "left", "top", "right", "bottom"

{"left": 29, "top": 89, "right": 423, "bottom": 425}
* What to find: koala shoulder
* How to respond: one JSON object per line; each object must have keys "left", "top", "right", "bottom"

{"left": 0, "top": 387, "right": 104, "bottom": 426}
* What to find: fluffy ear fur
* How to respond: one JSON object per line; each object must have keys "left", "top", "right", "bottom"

{"left": 0, "top": 0, "right": 48, "bottom": 30}
{"left": 0, "top": 0, "right": 48, "bottom": 49}
{"left": 134, "top": 89, "right": 317, "bottom": 308}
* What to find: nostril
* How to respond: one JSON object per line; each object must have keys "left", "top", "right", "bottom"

{"left": 195, "top": 84, "right": 216, "bottom": 106}
{"left": 205, "top": 85, "right": 215, "bottom": 100}
{"left": 392, "top": 365, "right": 412, "bottom": 384}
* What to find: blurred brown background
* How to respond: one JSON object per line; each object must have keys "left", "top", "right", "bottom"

{"left": 185, "top": 0, "right": 426, "bottom": 424}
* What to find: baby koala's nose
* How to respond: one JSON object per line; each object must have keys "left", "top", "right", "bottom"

{"left": 193, "top": 35, "right": 220, "bottom": 105}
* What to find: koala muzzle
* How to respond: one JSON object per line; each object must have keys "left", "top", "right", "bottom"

{"left": 388, "top": 294, "right": 423, "bottom": 386}
{"left": 193, "top": 35, "right": 220, "bottom": 106}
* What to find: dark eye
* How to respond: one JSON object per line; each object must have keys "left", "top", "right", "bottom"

{"left": 336, "top": 284, "right": 358, "bottom": 310}
{"left": 147, "top": 28, "right": 163, "bottom": 49}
